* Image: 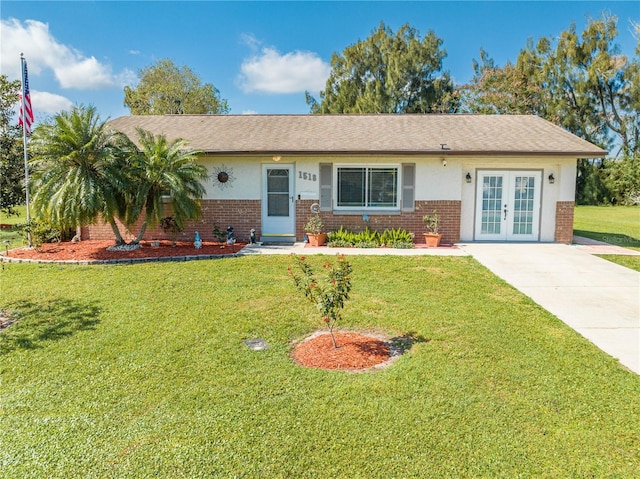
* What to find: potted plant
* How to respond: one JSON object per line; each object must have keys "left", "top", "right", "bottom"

{"left": 423, "top": 211, "right": 442, "bottom": 247}
{"left": 304, "top": 214, "right": 326, "bottom": 247}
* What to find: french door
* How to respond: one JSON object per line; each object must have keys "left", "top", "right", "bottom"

{"left": 475, "top": 170, "right": 542, "bottom": 241}
{"left": 261, "top": 164, "right": 295, "bottom": 241}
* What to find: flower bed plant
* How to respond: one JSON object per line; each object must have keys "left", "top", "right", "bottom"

{"left": 327, "top": 226, "right": 414, "bottom": 248}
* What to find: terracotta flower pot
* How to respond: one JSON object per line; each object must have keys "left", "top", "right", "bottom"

{"left": 307, "top": 233, "right": 327, "bottom": 247}
{"left": 423, "top": 233, "right": 442, "bottom": 247}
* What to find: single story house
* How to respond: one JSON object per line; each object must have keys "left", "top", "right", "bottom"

{"left": 82, "top": 114, "right": 605, "bottom": 244}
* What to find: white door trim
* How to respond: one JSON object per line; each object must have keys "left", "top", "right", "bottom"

{"left": 474, "top": 170, "right": 542, "bottom": 241}
{"left": 261, "top": 164, "right": 295, "bottom": 242}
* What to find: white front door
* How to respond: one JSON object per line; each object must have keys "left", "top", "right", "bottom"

{"left": 261, "top": 164, "right": 295, "bottom": 242}
{"left": 475, "top": 170, "right": 542, "bottom": 241}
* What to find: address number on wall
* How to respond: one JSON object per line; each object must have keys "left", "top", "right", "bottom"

{"left": 298, "top": 171, "right": 317, "bottom": 181}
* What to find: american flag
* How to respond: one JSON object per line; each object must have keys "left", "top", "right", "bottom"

{"left": 19, "top": 58, "right": 34, "bottom": 135}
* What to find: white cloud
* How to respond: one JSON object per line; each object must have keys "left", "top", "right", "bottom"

{"left": 31, "top": 90, "right": 73, "bottom": 114}
{"left": 239, "top": 47, "right": 330, "bottom": 94}
{"left": 0, "top": 18, "right": 135, "bottom": 89}
{"left": 241, "top": 110, "right": 258, "bottom": 115}
{"left": 240, "top": 33, "right": 261, "bottom": 51}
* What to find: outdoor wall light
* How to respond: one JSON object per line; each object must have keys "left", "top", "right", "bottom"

{"left": 272, "top": 156, "right": 282, "bottom": 162}
{"left": 465, "top": 172, "right": 472, "bottom": 183}
{"left": 442, "top": 158, "right": 447, "bottom": 167}
{"left": 548, "top": 173, "right": 555, "bottom": 184}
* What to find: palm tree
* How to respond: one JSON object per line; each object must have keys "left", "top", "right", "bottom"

{"left": 30, "top": 105, "right": 134, "bottom": 245}
{"left": 126, "top": 127, "right": 208, "bottom": 244}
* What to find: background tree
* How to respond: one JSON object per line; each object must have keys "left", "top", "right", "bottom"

{"left": 460, "top": 48, "right": 550, "bottom": 117}
{"left": 462, "top": 14, "right": 639, "bottom": 204}
{"left": 29, "top": 105, "right": 135, "bottom": 244}
{"left": 307, "top": 22, "right": 456, "bottom": 114}
{"left": 124, "top": 59, "right": 230, "bottom": 115}
{"left": 0, "top": 75, "right": 25, "bottom": 216}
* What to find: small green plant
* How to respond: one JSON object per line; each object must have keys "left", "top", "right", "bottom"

{"left": 304, "top": 215, "right": 324, "bottom": 234}
{"left": 327, "top": 226, "right": 414, "bottom": 248}
{"left": 380, "top": 227, "right": 415, "bottom": 248}
{"left": 160, "top": 216, "right": 184, "bottom": 246}
{"left": 212, "top": 224, "right": 227, "bottom": 244}
{"left": 423, "top": 211, "right": 441, "bottom": 234}
{"left": 16, "top": 219, "right": 73, "bottom": 248}
{"left": 289, "top": 254, "right": 353, "bottom": 348}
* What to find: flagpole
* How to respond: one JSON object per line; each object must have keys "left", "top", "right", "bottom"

{"left": 20, "top": 53, "right": 32, "bottom": 247}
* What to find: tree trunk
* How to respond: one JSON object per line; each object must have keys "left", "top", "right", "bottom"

{"left": 108, "top": 219, "right": 126, "bottom": 246}
{"left": 131, "top": 222, "right": 147, "bottom": 245}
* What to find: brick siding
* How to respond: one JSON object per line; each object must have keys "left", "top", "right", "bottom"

{"left": 297, "top": 200, "right": 461, "bottom": 244}
{"left": 81, "top": 200, "right": 261, "bottom": 243}
{"left": 555, "top": 201, "right": 575, "bottom": 243}
{"left": 82, "top": 199, "right": 462, "bottom": 244}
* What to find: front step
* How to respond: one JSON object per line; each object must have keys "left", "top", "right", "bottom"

{"left": 260, "top": 234, "right": 296, "bottom": 244}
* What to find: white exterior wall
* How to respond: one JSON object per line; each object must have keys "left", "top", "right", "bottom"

{"left": 198, "top": 154, "right": 577, "bottom": 242}
{"left": 459, "top": 156, "right": 577, "bottom": 242}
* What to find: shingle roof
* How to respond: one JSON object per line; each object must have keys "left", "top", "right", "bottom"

{"left": 108, "top": 114, "right": 606, "bottom": 157}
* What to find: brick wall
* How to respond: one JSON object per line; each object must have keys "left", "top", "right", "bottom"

{"left": 81, "top": 200, "right": 261, "bottom": 243}
{"left": 296, "top": 200, "right": 461, "bottom": 244}
{"left": 555, "top": 201, "right": 575, "bottom": 243}
{"left": 82, "top": 199, "right": 462, "bottom": 244}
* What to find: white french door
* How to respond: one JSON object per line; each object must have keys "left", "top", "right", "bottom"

{"left": 475, "top": 170, "right": 542, "bottom": 241}
{"left": 261, "top": 164, "right": 295, "bottom": 241}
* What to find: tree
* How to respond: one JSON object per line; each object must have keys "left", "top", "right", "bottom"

{"left": 0, "top": 75, "right": 25, "bottom": 215}
{"left": 464, "top": 15, "right": 638, "bottom": 158}
{"left": 307, "top": 22, "right": 456, "bottom": 114}
{"left": 460, "top": 48, "right": 551, "bottom": 117}
{"left": 125, "top": 128, "right": 208, "bottom": 244}
{"left": 462, "top": 15, "right": 639, "bottom": 204}
{"left": 124, "top": 59, "right": 229, "bottom": 115}
{"left": 29, "top": 105, "right": 135, "bottom": 244}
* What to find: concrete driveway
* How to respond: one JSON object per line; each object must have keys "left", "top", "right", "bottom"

{"left": 460, "top": 243, "right": 640, "bottom": 375}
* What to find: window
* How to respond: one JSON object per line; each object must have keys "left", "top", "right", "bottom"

{"left": 336, "top": 166, "right": 398, "bottom": 209}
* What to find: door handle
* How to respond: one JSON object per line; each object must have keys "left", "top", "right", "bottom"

{"left": 503, "top": 204, "right": 508, "bottom": 220}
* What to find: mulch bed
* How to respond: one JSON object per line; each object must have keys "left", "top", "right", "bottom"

{"left": 3, "top": 240, "right": 246, "bottom": 262}
{"left": 292, "top": 331, "right": 393, "bottom": 371}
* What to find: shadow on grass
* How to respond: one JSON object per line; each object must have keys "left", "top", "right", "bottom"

{"left": 0, "top": 298, "right": 101, "bottom": 355}
{"left": 388, "top": 331, "right": 430, "bottom": 357}
{"left": 574, "top": 229, "right": 640, "bottom": 248}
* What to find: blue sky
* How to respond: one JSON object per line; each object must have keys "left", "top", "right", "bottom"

{"left": 1, "top": 1, "right": 638, "bottom": 123}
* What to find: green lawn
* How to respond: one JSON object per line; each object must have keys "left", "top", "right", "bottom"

{"left": 1, "top": 256, "right": 639, "bottom": 478}
{"left": 574, "top": 205, "right": 640, "bottom": 271}
{"left": 0, "top": 205, "right": 27, "bottom": 249}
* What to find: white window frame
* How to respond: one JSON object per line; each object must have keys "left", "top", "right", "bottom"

{"left": 333, "top": 164, "right": 401, "bottom": 212}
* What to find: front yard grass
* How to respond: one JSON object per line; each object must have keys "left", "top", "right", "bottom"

{"left": 1, "top": 256, "right": 639, "bottom": 478}
{"left": 574, "top": 205, "right": 640, "bottom": 271}
{"left": 0, "top": 205, "right": 27, "bottom": 249}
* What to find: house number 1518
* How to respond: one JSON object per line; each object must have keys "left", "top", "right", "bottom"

{"left": 298, "top": 171, "right": 317, "bottom": 181}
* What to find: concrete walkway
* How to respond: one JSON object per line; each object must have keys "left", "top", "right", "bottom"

{"left": 460, "top": 243, "right": 640, "bottom": 375}
{"left": 239, "top": 243, "right": 469, "bottom": 256}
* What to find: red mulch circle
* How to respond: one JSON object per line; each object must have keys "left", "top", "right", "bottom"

{"left": 4, "top": 240, "right": 246, "bottom": 262}
{"left": 292, "top": 331, "right": 392, "bottom": 371}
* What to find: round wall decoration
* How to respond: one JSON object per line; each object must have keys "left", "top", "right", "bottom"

{"left": 212, "top": 165, "right": 235, "bottom": 189}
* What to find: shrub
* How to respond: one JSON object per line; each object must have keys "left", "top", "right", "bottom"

{"left": 16, "top": 219, "right": 74, "bottom": 248}
{"left": 327, "top": 226, "right": 414, "bottom": 248}
{"left": 160, "top": 216, "right": 183, "bottom": 245}
{"left": 289, "top": 254, "right": 353, "bottom": 348}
